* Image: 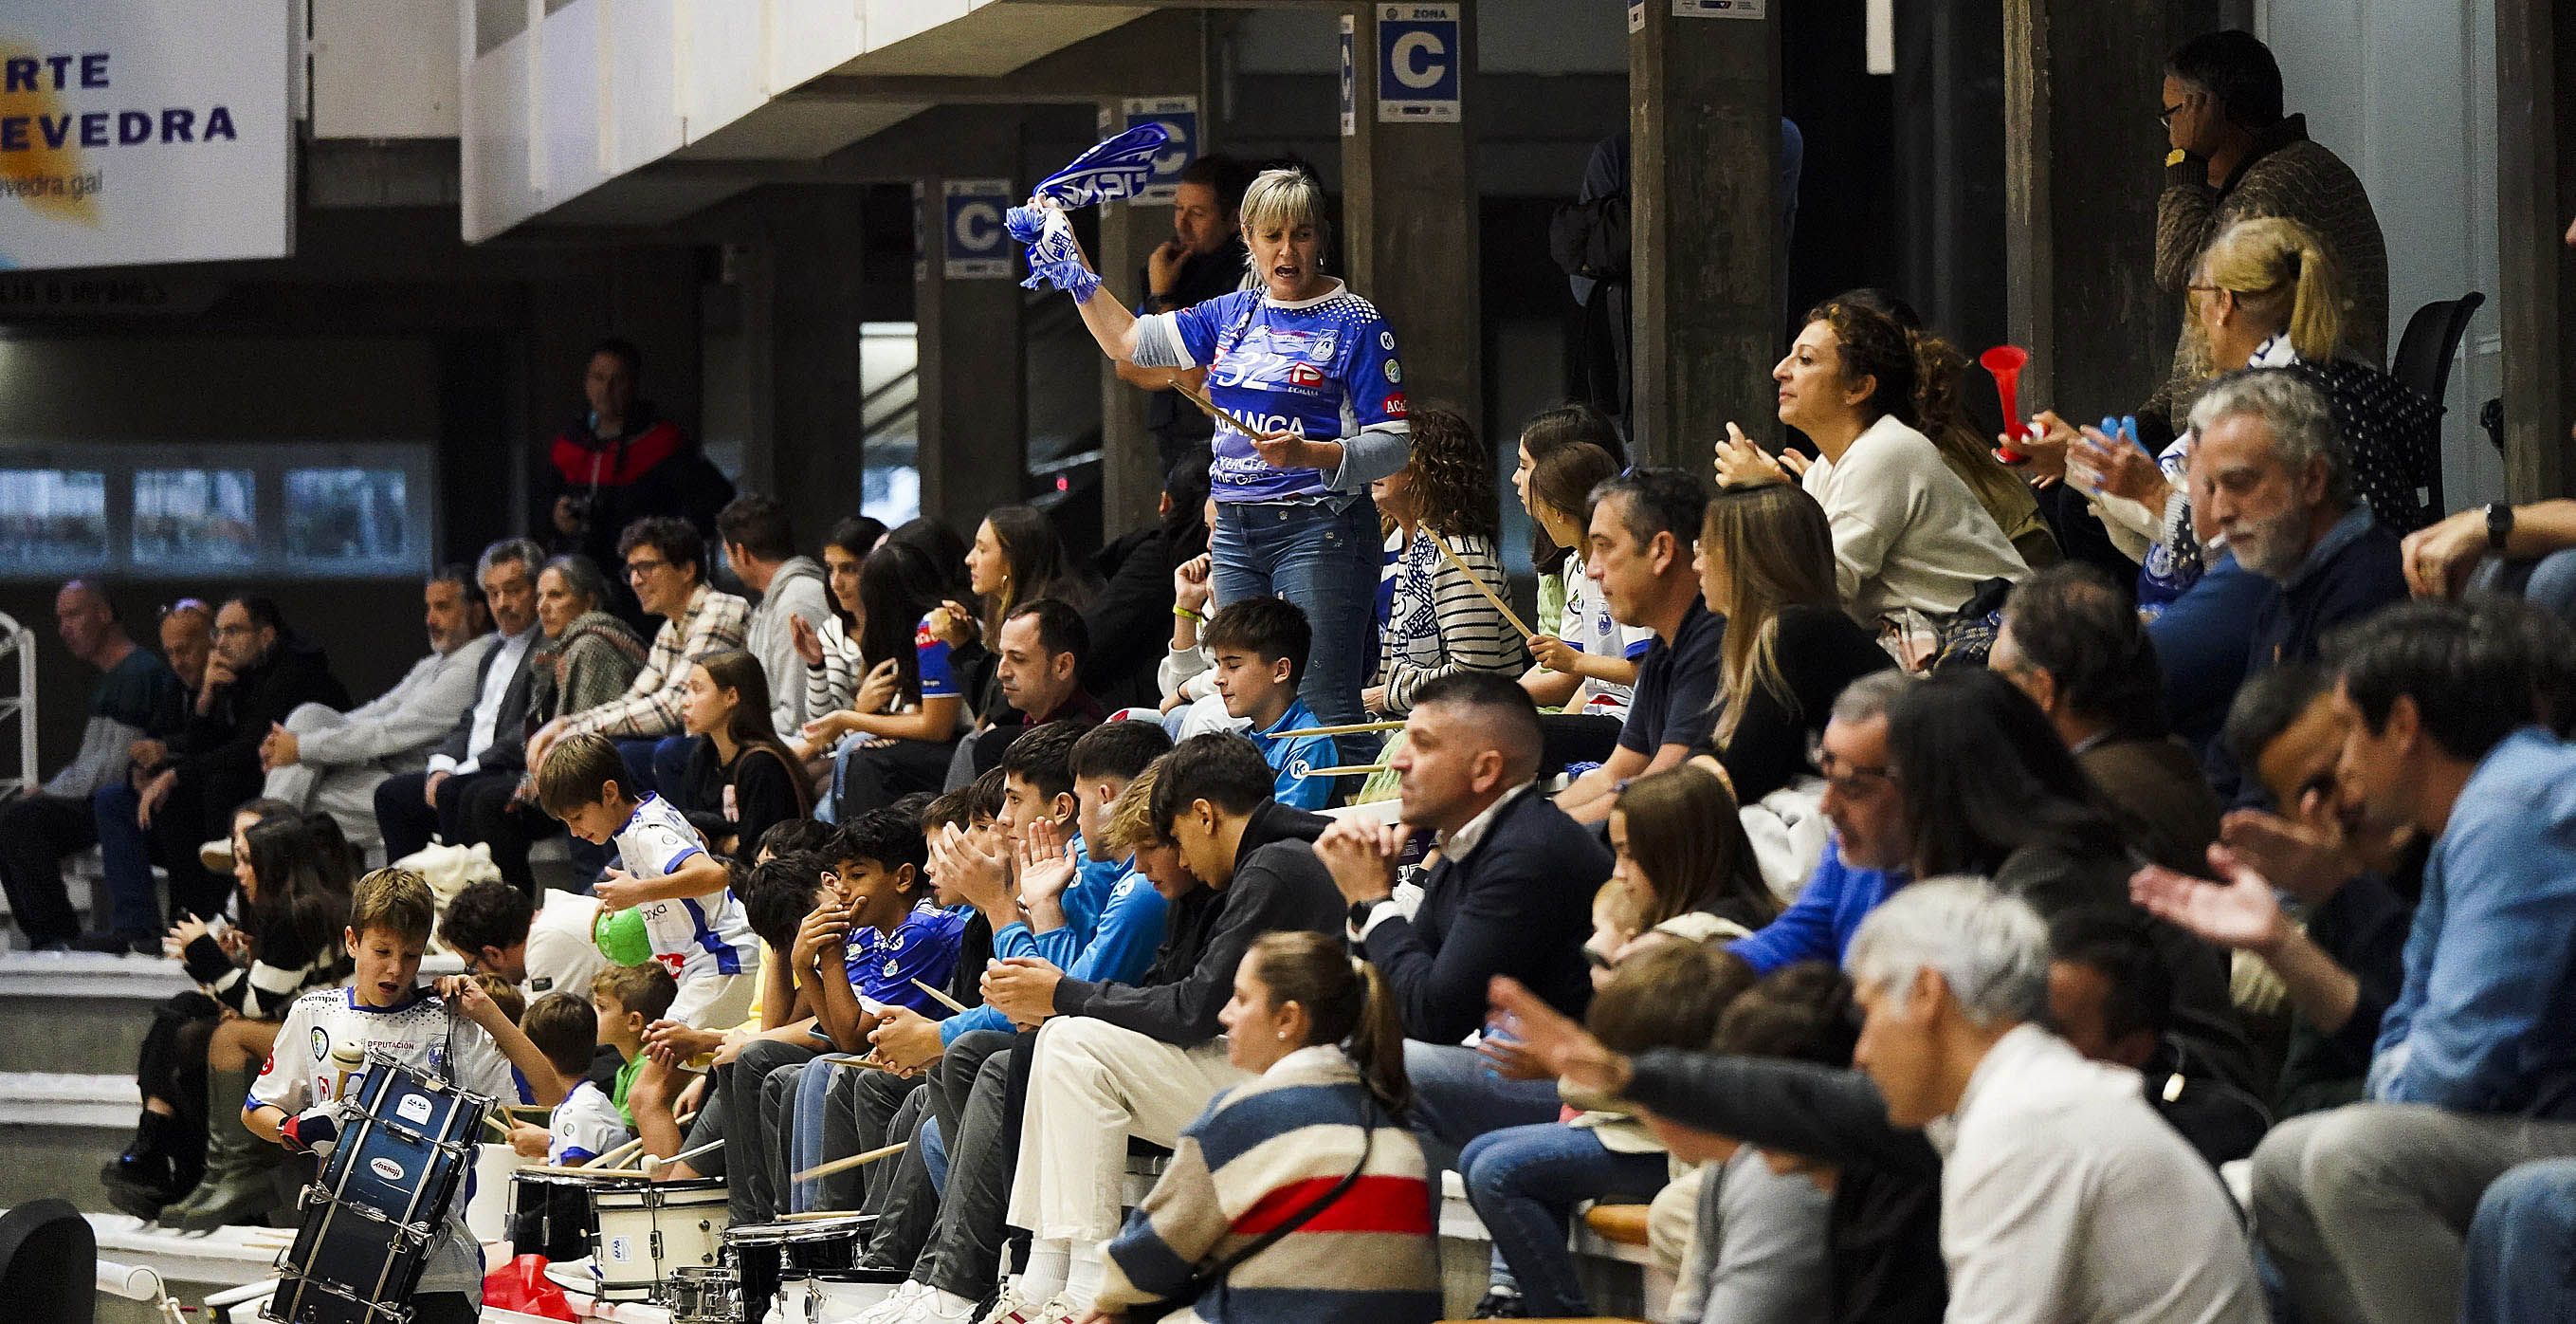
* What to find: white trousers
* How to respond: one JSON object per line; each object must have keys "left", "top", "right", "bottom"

{"left": 264, "top": 702, "right": 399, "bottom": 857}
{"left": 1006, "top": 1015, "right": 1251, "bottom": 1242}
{"left": 669, "top": 969, "right": 758, "bottom": 1030}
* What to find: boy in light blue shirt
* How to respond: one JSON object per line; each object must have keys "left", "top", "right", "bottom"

{"left": 1206, "top": 597, "right": 1340, "bottom": 810}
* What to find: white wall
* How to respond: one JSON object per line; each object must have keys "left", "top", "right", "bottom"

{"left": 2260, "top": 0, "right": 2505, "bottom": 511}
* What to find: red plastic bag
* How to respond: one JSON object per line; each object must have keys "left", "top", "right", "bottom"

{"left": 483, "top": 1253, "right": 578, "bottom": 1320}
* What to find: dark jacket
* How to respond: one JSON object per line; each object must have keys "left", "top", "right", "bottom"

{"left": 535, "top": 406, "right": 734, "bottom": 598}
{"left": 431, "top": 631, "right": 539, "bottom": 774}
{"left": 1689, "top": 604, "right": 1892, "bottom": 802}
{"left": 174, "top": 636, "right": 352, "bottom": 787}
{"left": 1359, "top": 787, "right": 1609, "bottom": 1041}
{"left": 1083, "top": 516, "right": 1212, "bottom": 710}
{"left": 2076, "top": 736, "right": 2223, "bottom": 874}
{"left": 1625, "top": 1052, "right": 1946, "bottom": 1324}
{"left": 1053, "top": 800, "right": 1342, "bottom": 1045}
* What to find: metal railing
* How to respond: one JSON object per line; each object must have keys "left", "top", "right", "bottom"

{"left": 0, "top": 612, "right": 34, "bottom": 795}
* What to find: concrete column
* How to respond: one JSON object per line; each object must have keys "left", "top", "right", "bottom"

{"left": 1626, "top": 3, "right": 1781, "bottom": 469}
{"left": 914, "top": 125, "right": 1028, "bottom": 528}
{"left": 1341, "top": 3, "right": 1482, "bottom": 435}
{"left": 1097, "top": 99, "right": 1180, "bottom": 536}
{"left": 2000, "top": 0, "right": 2218, "bottom": 417}
{"left": 2496, "top": 0, "right": 2576, "bottom": 500}
{"left": 760, "top": 186, "right": 871, "bottom": 550}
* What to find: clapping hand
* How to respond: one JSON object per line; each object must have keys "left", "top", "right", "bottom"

{"left": 1016, "top": 818, "right": 1079, "bottom": 908}
{"left": 2073, "top": 423, "right": 2169, "bottom": 507}
{"left": 2128, "top": 845, "right": 2293, "bottom": 955}
{"left": 2009, "top": 411, "right": 2075, "bottom": 487}
{"left": 932, "top": 821, "right": 1017, "bottom": 920}
{"left": 1713, "top": 422, "right": 1792, "bottom": 489}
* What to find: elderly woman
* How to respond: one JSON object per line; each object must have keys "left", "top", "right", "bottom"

{"left": 453, "top": 554, "right": 646, "bottom": 891}
{"left": 1056, "top": 167, "right": 1410, "bottom": 726}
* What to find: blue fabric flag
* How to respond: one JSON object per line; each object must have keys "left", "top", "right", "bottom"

{"left": 1007, "top": 122, "right": 1172, "bottom": 302}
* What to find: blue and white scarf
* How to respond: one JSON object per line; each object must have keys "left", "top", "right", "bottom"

{"left": 1006, "top": 123, "right": 1173, "bottom": 302}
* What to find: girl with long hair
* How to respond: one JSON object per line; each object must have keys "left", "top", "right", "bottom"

{"left": 795, "top": 514, "right": 887, "bottom": 720}
{"left": 1366, "top": 407, "right": 1531, "bottom": 717}
{"left": 1092, "top": 931, "right": 1440, "bottom": 1324}
{"left": 804, "top": 540, "right": 976, "bottom": 818}
{"left": 1509, "top": 401, "right": 1628, "bottom": 649}
{"left": 1610, "top": 763, "right": 1778, "bottom": 939}
{"left": 1519, "top": 440, "right": 1649, "bottom": 721}
{"left": 678, "top": 648, "right": 813, "bottom": 855}
{"left": 1687, "top": 485, "right": 1893, "bottom": 802}
{"left": 1058, "top": 166, "right": 1413, "bottom": 727}
{"left": 1716, "top": 298, "right": 2029, "bottom": 627}
{"left": 924, "top": 506, "right": 1088, "bottom": 726}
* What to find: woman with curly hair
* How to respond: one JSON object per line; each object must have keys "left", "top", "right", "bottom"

{"left": 1366, "top": 407, "right": 1530, "bottom": 716}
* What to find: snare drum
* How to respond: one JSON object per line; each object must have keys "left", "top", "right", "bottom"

{"left": 781, "top": 1268, "right": 909, "bottom": 1324}
{"left": 508, "top": 1169, "right": 644, "bottom": 1263}
{"left": 588, "top": 1178, "right": 729, "bottom": 1302}
{"left": 724, "top": 1216, "right": 878, "bottom": 1324}
{"left": 668, "top": 1264, "right": 744, "bottom": 1323}
{"left": 265, "top": 1052, "right": 493, "bottom": 1324}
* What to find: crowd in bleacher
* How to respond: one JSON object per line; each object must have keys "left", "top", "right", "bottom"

{"left": 17, "top": 25, "right": 2576, "bottom": 1324}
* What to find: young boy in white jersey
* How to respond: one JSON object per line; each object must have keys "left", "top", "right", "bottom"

{"left": 246, "top": 869, "right": 573, "bottom": 1324}
{"left": 520, "top": 991, "right": 630, "bottom": 1165}
{"left": 539, "top": 731, "right": 761, "bottom": 1028}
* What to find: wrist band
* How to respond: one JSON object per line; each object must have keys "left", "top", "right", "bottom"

{"left": 1173, "top": 605, "right": 1203, "bottom": 623}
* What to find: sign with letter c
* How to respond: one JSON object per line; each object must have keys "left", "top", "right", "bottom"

{"left": 941, "top": 178, "right": 1013, "bottom": 280}
{"left": 1375, "top": 4, "right": 1460, "bottom": 124}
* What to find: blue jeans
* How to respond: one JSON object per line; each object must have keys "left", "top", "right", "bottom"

{"left": 1211, "top": 498, "right": 1380, "bottom": 726}
{"left": 91, "top": 782, "right": 165, "bottom": 937}
{"left": 1462, "top": 1122, "right": 1670, "bottom": 1316}
{"left": 2464, "top": 1159, "right": 2576, "bottom": 1323}
{"left": 1403, "top": 1040, "right": 1564, "bottom": 1172}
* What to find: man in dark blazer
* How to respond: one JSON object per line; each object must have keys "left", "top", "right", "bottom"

{"left": 1316, "top": 671, "right": 1613, "bottom": 1158}
{"left": 375, "top": 539, "right": 544, "bottom": 867}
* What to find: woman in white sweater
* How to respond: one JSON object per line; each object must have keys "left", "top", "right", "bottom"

{"left": 1719, "top": 298, "right": 2028, "bottom": 626}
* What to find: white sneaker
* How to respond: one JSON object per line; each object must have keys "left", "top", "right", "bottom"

{"left": 1026, "top": 1296, "right": 1083, "bottom": 1324}
{"left": 973, "top": 1282, "right": 1045, "bottom": 1324}
{"left": 840, "top": 1280, "right": 926, "bottom": 1324}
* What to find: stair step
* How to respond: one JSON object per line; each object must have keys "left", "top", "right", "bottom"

{"left": 0, "top": 950, "right": 192, "bottom": 1076}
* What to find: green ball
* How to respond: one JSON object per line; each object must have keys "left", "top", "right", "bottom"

{"left": 594, "top": 907, "right": 654, "bottom": 966}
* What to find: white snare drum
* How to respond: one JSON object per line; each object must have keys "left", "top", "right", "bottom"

{"left": 782, "top": 1270, "right": 907, "bottom": 1324}
{"left": 587, "top": 1178, "right": 729, "bottom": 1302}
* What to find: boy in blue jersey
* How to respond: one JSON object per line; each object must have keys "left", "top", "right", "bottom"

{"left": 1204, "top": 597, "right": 1339, "bottom": 810}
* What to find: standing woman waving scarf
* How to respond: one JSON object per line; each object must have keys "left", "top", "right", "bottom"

{"left": 1059, "top": 168, "right": 1411, "bottom": 726}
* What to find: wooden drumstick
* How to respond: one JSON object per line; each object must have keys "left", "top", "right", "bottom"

{"left": 482, "top": 1113, "right": 515, "bottom": 1143}
{"left": 1430, "top": 534, "right": 1534, "bottom": 639}
{"left": 792, "top": 1141, "right": 907, "bottom": 1185}
{"left": 911, "top": 979, "right": 970, "bottom": 1016}
{"left": 1171, "top": 380, "right": 1268, "bottom": 440}
{"left": 644, "top": 1138, "right": 723, "bottom": 1176}
{"left": 586, "top": 1108, "right": 697, "bottom": 1170}
{"left": 523, "top": 1163, "right": 654, "bottom": 1179}
{"left": 1268, "top": 720, "right": 1405, "bottom": 738}
{"left": 1288, "top": 763, "right": 1394, "bottom": 780}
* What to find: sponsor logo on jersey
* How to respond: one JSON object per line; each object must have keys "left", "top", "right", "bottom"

{"left": 1384, "top": 359, "right": 1402, "bottom": 383}
{"left": 1288, "top": 363, "right": 1325, "bottom": 389}
{"left": 311, "top": 1028, "right": 330, "bottom": 1062}
{"left": 1379, "top": 330, "right": 1396, "bottom": 351}
{"left": 1383, "top": 392, "right": 1409, "bottom": 419}
{"left": 370, "top": 1156, "right": 406, "bottom": 1183}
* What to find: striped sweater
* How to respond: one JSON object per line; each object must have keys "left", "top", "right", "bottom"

{"left": 1376, "top": 527, "right": 1531, "bottom": 715}
{"left": 1096, "top": 1045, "right": 1442, "bottom": 1324}
{"left": 561, "top": 582, "right": 750, "bottom": 740}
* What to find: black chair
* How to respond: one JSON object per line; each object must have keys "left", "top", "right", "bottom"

{"left": 0, "top": 1199, "right": 92, "bottom": 1324}
{"left": 2389, "top": 291, "right": 2486, "bottom": 515}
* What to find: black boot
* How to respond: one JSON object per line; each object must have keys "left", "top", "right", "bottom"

{"left": 100, "top": 1108, "right": 184, "bottom": 1221}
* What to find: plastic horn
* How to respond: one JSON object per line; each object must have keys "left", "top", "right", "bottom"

{"left": 1430, "top": 535, "right": 1534, "bottom": 638}
{"left": 792, "top": 1140, "right": 907, "bottom": 1185}
{"left": 1269, "top": 719, "right": 1405, "bottom": 738}
{"left": 1980, "top": 344, "right": 2033, "bottom": 463}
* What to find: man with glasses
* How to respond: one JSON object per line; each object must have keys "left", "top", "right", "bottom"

{"left": 523, "top": 515, "right": 747, "bottom": 810}
{"left": 375, "top": 540, "right": 549, "bottom": 869}
{"left": 0, "top": 580, "right": 187, "bottom": 951}
{"left": 1726, "top": 671, "right": 1909, "bottom": 974}
{"left": 2142, "top": 28, "right": 2385, "bottom": 444}
{"left": 90, "top": 595, "right": 350, "bottom": 953}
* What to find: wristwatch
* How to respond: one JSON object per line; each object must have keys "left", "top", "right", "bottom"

{"left": 1347, "top": 898, "right": 1388, "bottom": 932}
{"left": 2487, "top": 503, "right": 2515, "bottom": 552}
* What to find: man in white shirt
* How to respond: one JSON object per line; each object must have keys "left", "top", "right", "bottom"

{"left": 247, "top": 565, "right": 497, "bottom": 861}
{"left": 438, "top": 879, "right": 603, "bottom": 1004}
{"left": 375, "top": 539, "right": 546, "bottom": 864}
{"left": 1845, "top": 876, "right": 2263, "bottom": 1324}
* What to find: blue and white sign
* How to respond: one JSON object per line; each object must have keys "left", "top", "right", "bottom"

{"left": 1116, "top": 96, "right": 1197, "bottom": 205}
{"left": 0, "top": 0, "right": 294, "bottom": 271}
{"left": 1672, "top": 0, "right": 1766, "bottom": 16}
{"left": 1337, "top": 15, "right": 1357, "bottom": 138}
{"left": 1376, "top": 3, "right": 1459, "bottom": 124}
{"left": 941, "top": 178, "right": 1012, "bottom": 280}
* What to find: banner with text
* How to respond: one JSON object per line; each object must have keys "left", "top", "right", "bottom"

{"left": 0, "top": 0, "right": 293, "bottom": 271}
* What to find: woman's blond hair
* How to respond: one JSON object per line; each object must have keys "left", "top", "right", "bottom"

{"left": 1700, "top": 484, "right": 1840, "bottom": 748}
{"left": 2198, "top": 216, "right": 2345, "bottom": 363}
{"left": 1236, "top": 168, "right": 1331, "bottom": 251}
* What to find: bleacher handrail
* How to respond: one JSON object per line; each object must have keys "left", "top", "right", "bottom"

{"left": 0, "top": 612, "right": 34, "bottom": 795}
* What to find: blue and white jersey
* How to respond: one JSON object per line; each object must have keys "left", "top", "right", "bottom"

{"left": 613, "top": 793, "right": 759, "bottom": 984}
{"left": 1155, "top": 282, "right": 1410, "bottom": 504}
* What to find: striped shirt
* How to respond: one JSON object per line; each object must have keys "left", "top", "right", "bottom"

{"left": 1098, "top": 1046, "right": 1440, "bottom": 1324}
{"left": 562, "top": 582, "right": 750, "bottom": 739}
{"left": 1376, "top": 528, "right": 1531, "bottom": 715}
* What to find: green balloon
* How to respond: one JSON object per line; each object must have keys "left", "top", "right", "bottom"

{"left": 594, "top": 906, "right": 654, "bottom": 966}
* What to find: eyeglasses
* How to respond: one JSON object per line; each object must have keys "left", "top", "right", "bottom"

{"left": 1809, "top": 739, "right": 1894, "bottom": 798}
{"left": 2158, "top": 101, "right": 2185, "bottom": 129}
{"left": 214, "top": 623, "right": 257, "bottom": 640}
{"left": 624, "top": 558, "right": 667, "bottom": 580}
